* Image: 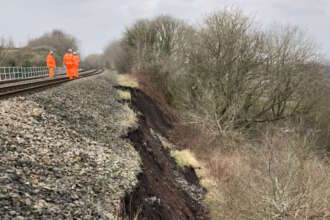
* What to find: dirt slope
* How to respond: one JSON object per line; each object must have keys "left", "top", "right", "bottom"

{"left": 118, "top": 87, "right": 209, "bottom": 220}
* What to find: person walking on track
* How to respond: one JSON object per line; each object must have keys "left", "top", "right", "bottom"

{"left": 46, "top": 51, "right": 56, "bottom": 79}
{"left": 73, "top": 52, "right": 80, "bottom": 79}
{"left": 63, "top": 49, "right": 74, "bottom": 80}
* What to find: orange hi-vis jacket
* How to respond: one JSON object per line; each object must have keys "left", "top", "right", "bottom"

{"left": 73, "top": 55, "right": 80, "bottom": 68}
{"left": 46, "top": 54, "right": 56, "bottom": 68}
{"left": 63, "top": 53, "right": 74, "bottom": 68}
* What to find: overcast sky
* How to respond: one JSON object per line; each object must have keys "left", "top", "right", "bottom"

{"left": 0, "top": 0, "right": 329, "bottom": 58}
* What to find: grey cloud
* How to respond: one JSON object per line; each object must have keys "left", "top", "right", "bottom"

{"left": 0, "top": 0, "right": 330, "bottom": 58}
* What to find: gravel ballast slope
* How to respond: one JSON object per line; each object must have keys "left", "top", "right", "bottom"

{"left": 0, "top": 71, "right": 141, "bottom": 219}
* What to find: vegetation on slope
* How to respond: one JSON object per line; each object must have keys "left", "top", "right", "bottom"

{"left": 104, "top": 7, "right": 330, "bottom": 219}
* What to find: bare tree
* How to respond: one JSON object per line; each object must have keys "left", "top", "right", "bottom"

{"left": 82, "top": 54, "right": 104, "bottom": 69}
{"left": 171, "top": 9, "right": 325, "bottom": 129}
{"left": 0, "top": 37, "right": 12, "bottom": 66}
{"left": 0, "top": 44, "right": 6, "bottom": 66}
{"left": 27, "top": 29, "right": 79, "bottom": 65}
{"left": 103, "top": 40, "right": 131, "bottom": 73}
{"left": 113, "top": 9, "right": 326, "bottom": 131}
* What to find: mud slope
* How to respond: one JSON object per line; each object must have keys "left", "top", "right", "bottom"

{"left": 119, "top": 87, "right": 208, "bottom": 220}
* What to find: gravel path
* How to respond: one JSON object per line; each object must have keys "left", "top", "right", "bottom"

{"left": 0, "top": 71, "right": 141, "bottom": 219}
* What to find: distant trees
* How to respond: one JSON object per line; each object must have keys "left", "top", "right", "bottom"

{"left": 0, "top": 39, "right": 7, "bottom": 65}
{"left": 0, "top": 30, "right": 79, "bottom": 67}
{"left": 0, "top": 37, "right": 15, "bottom": 65}
{"left": 104, "top": 10, "right": 326, "bottom": 131}
{"left": 27, "top": 30, "right": 79, "bottom": 65}
{"left": 103, "top": 40, "right": 131, "bottom": 73}
{"left": 0, "top": 48, "right": 5, "bottom": 66}
{"left": 82, "top": 54, "right": 104, "bottom": 69}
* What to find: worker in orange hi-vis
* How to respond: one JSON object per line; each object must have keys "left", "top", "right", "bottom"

{"left": 46, "top": 51, "right": 56, "bottom": 78}
{"left": 63, "top": 49, "right": 74, "bottom": 80}
{"left": 73, "top": 52, "right": 80, "bottom": 79}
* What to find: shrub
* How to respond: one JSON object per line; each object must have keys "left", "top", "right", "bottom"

{"left": 104, "top": 40, "right": 132, "bottom": 73}
{"left": 82, "top": 54, "right": 104, "bottom": 69}
{"left": 122, "top": 16, "right": 194, "bottom": 88}
{"left": 114, "top": 9, "right": 325, "bottom": 132}
{"left": 105, "top": 8, "right": 330, "bottom": 219}
{"left": 179, "top": 10, "right": 324, "bottom": 130}
{"left": 206, "top": 130, "right": 330, "bottom": 219}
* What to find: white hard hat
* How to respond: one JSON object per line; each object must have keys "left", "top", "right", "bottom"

{"left": 73, "top": 52, "right": 77, "bottom": 55}
{"left": 68, "top": 48, "right": 73, "bottom": 53}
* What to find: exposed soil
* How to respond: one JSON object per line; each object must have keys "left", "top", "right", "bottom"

{"left": 117, "top": 87, "right": 209, "bottom": 220}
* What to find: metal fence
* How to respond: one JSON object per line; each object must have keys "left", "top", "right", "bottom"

{"left": 0, "top": 67, "right": 65, "bottom": 81}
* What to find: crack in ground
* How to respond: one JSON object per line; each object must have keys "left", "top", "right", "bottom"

{"left": 116, "top": 87, "right": 209, "bottom": 220}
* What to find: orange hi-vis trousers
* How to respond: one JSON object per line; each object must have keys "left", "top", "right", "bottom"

{"left": 73, "top": 65, "right": 79, "bottom": 78}
{"left": 66, "top": 66, "right": 74, "bottom": 80}
{"left": 49, "top": 68, "right": 54, "bottom": 78}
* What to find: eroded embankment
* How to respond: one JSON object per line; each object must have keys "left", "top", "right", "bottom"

{"left": 116, "top": 86, "right": 209, "bottom": 220}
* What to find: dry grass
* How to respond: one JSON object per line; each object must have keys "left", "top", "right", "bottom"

{"left": 114, "top": 73, "right": 138, "bottom": 132}
{"left": 117, "top": 90, "right": 131, "bottom": 101}
{"left": 117, "top": 74, "right": 139, "bottom": 88}
{"left": 171, "top": 149, "right": 200, "bottom": 168}
{"left": 203, "top": 131, "right": 330, "bottom": 220}
{"left": 172, "top": 148, "right": 216, "bottom": 180}
{"left": 169, "top": 148, "right": 223, "bottom": 220}
{"left": 169, "top": 124, "right": 330, "bottom": 219}
{"left": 118, "top": 104, "right": 138, "bottom": 131}
{"left": 155, "top": 132, "right": 175, "bottom": 149}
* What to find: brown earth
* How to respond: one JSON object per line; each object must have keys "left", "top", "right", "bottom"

{"left": 116, "top": 87, "right": 209, "bottom": 220}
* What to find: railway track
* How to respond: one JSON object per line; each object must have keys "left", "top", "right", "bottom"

{"left": 0, "top": 68, "right": 104, "bottom": 98}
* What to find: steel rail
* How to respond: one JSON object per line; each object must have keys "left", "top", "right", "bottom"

{"left": 0, "top": 68, "right": 104, "bottom": 99}
{"left": 0, "top": 68, "right": 84, "bottom": 85}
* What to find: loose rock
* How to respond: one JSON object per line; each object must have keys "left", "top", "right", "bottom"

{"left": 0, "top": 71, "right": 141, "bottom": 219}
